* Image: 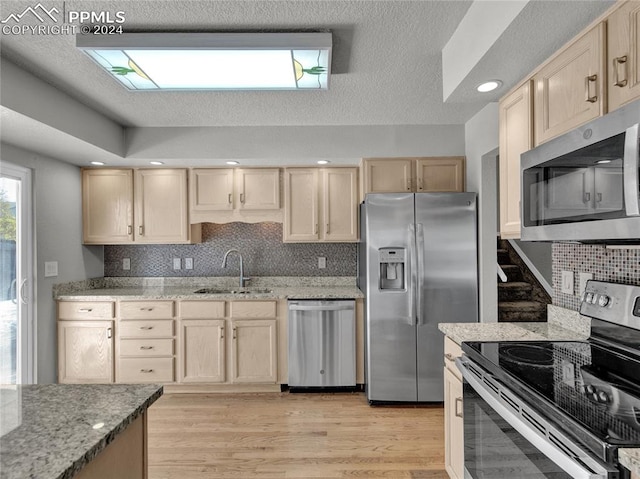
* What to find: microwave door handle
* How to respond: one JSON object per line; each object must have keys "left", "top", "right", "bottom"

{"left": 624, "top": 123, "right": 640, "bottom": 216}
{"left": 456, "top": 357, "right": 615, "bottom": 479}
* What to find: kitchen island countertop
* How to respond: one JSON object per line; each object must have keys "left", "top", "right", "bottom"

{"left": 0, "top": 383, "right": 162, "bottom": 479}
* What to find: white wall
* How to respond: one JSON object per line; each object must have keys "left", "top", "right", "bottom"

{"left": 465, "top": 103, "right": 499, "bottom": 323}
{"left": 0, "top": 142, "right": 104, "bottom": 384}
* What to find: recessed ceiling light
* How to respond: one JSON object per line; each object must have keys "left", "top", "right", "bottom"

{"left": 149, "top": 161, "right": 164, "bottom": 165}
{"left": 597, "top": 159, "right": 612, "bottom": 164}
{"left": 226, "top": 161, "right": 240, "bottom": 165}
{"left": 317, "top": 160, "right": 330, "bottom": 165}
{"left": 476, "top": 80, "right": 502, "bottom": 93}
{"left": 90, "top": 161, "right": 105, "bottom": 166}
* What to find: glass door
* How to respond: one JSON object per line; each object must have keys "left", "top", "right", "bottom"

{"left": 0, "top": 162, "right": 34, "bottom": 384}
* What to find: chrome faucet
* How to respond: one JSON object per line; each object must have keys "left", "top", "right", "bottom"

{"left": 221, "top": 249, "right": 250, "bottom": 287}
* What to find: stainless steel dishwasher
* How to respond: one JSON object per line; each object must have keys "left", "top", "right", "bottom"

{"left": 287, "top": 299, "right": 356, "bottom": 388}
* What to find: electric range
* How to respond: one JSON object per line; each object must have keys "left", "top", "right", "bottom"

{"left": 458, "top": 280, "right": 640, "bottom": 478}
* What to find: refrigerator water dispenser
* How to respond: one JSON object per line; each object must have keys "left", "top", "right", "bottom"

{"left": 378, "top": 248, "right": 405, "bottom": 290}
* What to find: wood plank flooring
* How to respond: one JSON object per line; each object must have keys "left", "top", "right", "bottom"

{"left": 147, "top": 392, "right": 448, "bottom": 479}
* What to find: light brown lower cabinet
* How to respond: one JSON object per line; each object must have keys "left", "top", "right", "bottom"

{"left": 444, "top": 337, "right": 464, "bottom": 479}
{"left": 230, "top": 319, "right": 277, "bottom": 383}
{"left": 179, "top": 319, "right": 226, "bottom": 383}
{"left": 58, "top": 321, "right": 114, "bottom": 384}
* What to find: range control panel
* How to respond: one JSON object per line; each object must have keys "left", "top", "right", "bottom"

{"left": 580, "top": 280, "right": 640, "bottom": 330}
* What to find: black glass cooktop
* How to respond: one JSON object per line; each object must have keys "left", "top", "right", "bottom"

{"left": 462, "top": 339, "right": 640, "bottom": 450}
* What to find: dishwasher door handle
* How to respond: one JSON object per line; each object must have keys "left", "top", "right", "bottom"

{"left": 288, "top": 304, "right": 354, "bottom": 312}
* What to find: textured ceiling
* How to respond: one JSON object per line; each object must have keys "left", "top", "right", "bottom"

{"left": 0, "top": 0, "right": 615, "bottom": 131}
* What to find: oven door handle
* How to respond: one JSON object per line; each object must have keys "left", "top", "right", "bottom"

{"left": 624, "top": 123, "right": 640, "bottom": 216}
{"left": 456, "top": 357, "right": 617, "bottom": 479}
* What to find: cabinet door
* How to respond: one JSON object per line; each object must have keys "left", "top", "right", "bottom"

{"left": 135, "top": 169, "right": 190, "bottom": 243}
{"left": 58, "top": 321, "right": 114, "bottom": 383}
{"left": 179, "top": 319, "right": 225, "bottom": 383}
{"left": 499, "top": 81, "right": 533, "bottom": 239}
{"left": 444, "top": 366, "right": 464, "bottom": 479}
{"left": 534, "top": 23, "right": 605, "bottom": 144}
{"left": 416, "top": 157, "right": 464, "bottom": 192}
{"left": 82, "top": 169, "right": 133, "bottom": 244}
{"left": 190, "top": 168, "right": 234, "bottom": 211}
{"left": 230, "top": 319, "right": 277, "bottom": 383}
{"left": 608, "top": 1, "right": 640, "bottom": 111}
{"left": 237, "top": 169, "right": 280, "bottom": 210}
{"left": 283, "top": 168, "right": 319, "bottom": 242}
{"left": 362, "top": 158, "right": 413, "bottom": 194}
{"left": 322, "top": 168, "right": 359, "bottom": 242}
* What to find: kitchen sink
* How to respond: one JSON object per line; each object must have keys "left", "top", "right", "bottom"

{"left": 193, "top": 288, "right": 273, "bottom": 295}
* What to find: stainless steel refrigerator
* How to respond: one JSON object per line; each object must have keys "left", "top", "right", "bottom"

{"left": 358, "top": 193, "right": 478, "bottom": 403}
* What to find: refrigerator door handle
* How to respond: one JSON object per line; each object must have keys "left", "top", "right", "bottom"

{"left": 415, "top": 223, "right": 425, "bottom": 325}
{"left": 408, "top": 223, "right": 418, "bottom": 326}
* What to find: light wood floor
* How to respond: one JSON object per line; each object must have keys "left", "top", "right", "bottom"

{"left": 147, "top": 392, "right": 448, "bottom": 479}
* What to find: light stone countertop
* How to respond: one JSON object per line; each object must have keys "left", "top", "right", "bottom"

{"left": 54, "top": 276, "right": 364, "bottom": 301}
{"left": 0, "top": 383, "right": 162, "bottom": 479}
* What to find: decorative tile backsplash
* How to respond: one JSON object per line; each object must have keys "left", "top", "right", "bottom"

{"left": 104, "top": 222, "right": 357, "bottom": 277}
{"left": 552, "top": 243, "right": 640, "bottom": 310}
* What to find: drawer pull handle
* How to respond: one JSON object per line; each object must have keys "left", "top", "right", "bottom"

{"left": 140, "top": 346, "right": 154, "bottom": 350}
{"left": 78, "top": 308, "right": 93, "bottom": 312}
{"left": 585, "top": 74, "right": 598, "bottom": 103}
{"left": 444, "top": 353, "right": 456, "bottom": 361}
{"left": 614, "top": 55, "right": 628, "bottom": 87}
{"left": 140, "top": 326, "right": 154, "bottom": 330}
{"left": 140, "top": 369, "right": 154, "bottom": 373}
{"left": 140, "top": 308, "right": 154, "bottom": 311}
{"left": 455, "top": 397, "right": 463, "bottom": 418}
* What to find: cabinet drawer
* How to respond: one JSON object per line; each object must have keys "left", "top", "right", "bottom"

{"left": 118, "top": 357, "right": 174, "bottom": 383}
{"left": 58, "top": 301, "right": 114, "bottom": 320}
{"left": 120, "top": 301, "right": 174, "bottom": 319}
{"left": 120, "top": 338, "right": 174, "bottom": 357}
{"left": 229, "top": 301, "right": 276, "bottom": 318}
{"left": 119, "top": 320, "right": 174, "bottom": 339}
{"left": 444, "top": 336, "right": 463, "bottom": 381}
{"left": 180, "top": 301, "right": 225, "bottom": 319}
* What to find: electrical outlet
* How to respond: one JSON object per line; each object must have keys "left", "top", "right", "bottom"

{"left": 184, "top": 258, "right": 193, "bottom": 270}
{"left": 173, "top": 258, "right": 181, "bottom": 270}
{"left": 561, "top": 270, "right": 574, "bottom": 295}
{"left": 561, "top": 360, "right": 575, "bottom": 385}
{"left": 318, "top": 257, "right": 327, "bottom": 269}
{"left": 122, "top": 258, "right": 131, "bottom": 271}
{"left": 44, "top": 261, "right": 58, "bottom": 277}
{"left": 578, "top": 272, "right": 593, "bottom": 297}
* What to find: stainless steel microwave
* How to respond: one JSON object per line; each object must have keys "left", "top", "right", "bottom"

{"left": 521, "top": 99, "right": 640, "bottom": 242}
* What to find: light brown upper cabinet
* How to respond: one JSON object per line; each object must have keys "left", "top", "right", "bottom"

{"left": 83, "top": 168, "right": 199, "bottom": 245}
{"left": 189, "top": 168, "right": 281, "bottom": 224}
{"left": 499, "top": 81, "right": 533, "bottom": 239}
{"left": 361, "top": 157, "right": 465, "bottom": 197}
{"left": 284, "top": 167, "right": 359, "bottom": 243}
{"left": 534, "top": 23, "right": 606, "bottom": 145}
{"left": 608, "top": 1, "right": 640, "bottom": 111}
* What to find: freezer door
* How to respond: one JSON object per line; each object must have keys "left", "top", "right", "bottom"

{"left": 364, "top": 193, "right": 418, "bottom": 402}
{"left": 415, "top": 193, "right": 478, "bottom": 401}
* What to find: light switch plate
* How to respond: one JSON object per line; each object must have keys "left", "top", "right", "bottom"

{"left": 184, "top": 258, "right": 193, "bottom": 270}
{"left": 561, "top": 270, "right": 574, "bottom": 295}
{"left": 44, "top": 261, "right": 58, "bottom": 277}
{"left": 122, "top": 258, "right": 131, "bottom": 271}
{"left": 578, "top": 272, "right": 593, "bottom": 297}
{"left": 173, "top": 258, "right": 181, "bottom": 270}
{"left": 318, "top": 257, "right": 327, "bottom": 269}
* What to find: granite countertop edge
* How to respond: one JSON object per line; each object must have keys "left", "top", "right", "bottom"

{"left": 61, "top": 386, "right": 164, "bottom": 479}
{"left": 619, "top": 449, "right": 640, "bottom": 475}
{"left": 55, "top": 286, "right": 364, "bottom": 301}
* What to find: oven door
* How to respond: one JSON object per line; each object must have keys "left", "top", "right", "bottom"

{"left": 457, "top": 357, "right": 620, "bottom": 479}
